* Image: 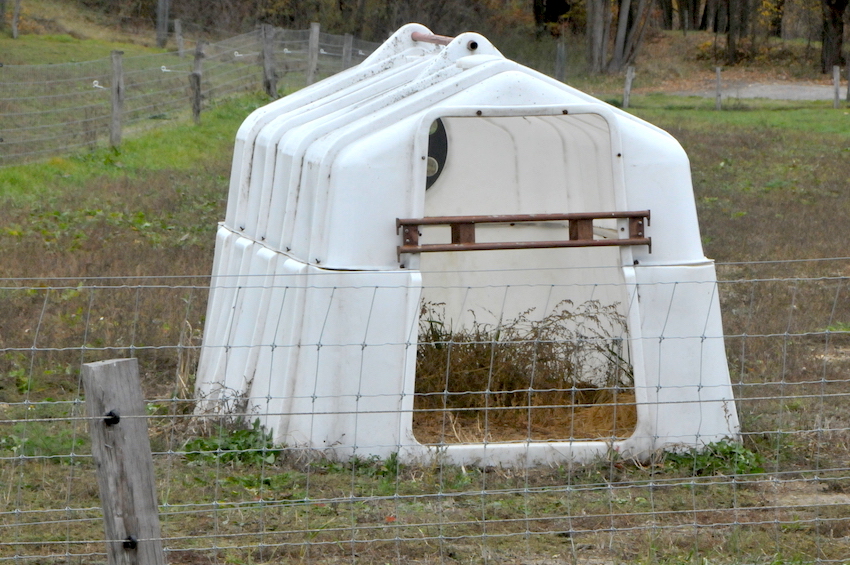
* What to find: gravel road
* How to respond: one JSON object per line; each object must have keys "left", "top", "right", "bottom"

{"left": 679, "top": 82, "right": 845, "bottom": 101}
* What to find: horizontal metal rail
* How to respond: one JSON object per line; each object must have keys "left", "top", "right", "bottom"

{"left": 396, "top": 211, "right": 651, "bottom": 255}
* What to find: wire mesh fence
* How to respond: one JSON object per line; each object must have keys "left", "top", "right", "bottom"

{"left": 0, "top": 27, "right": 380, "bottom": 167}
{"left": 1, "top": 260, "right": 849, "bottom": 564}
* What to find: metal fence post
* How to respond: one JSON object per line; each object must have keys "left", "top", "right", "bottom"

{"left": 82, "top": 358, "right": 165, "bottom": 565}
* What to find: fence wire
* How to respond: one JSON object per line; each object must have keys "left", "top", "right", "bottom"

{"left": 0, "top": 261, "right": 849, "bottom": 564}
{"left": 0, "top": 28, "right": 380, "bottom": 167}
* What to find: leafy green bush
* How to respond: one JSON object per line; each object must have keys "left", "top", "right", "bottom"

{"left": 184, "top": 419, "right": 280, "bottom": 467}
{"left": 664, "top": 440, "right": 765, "bottom": 476}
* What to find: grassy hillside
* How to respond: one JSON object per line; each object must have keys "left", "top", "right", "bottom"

{"left": 1, "top": 0, "right": 165, "bottom": 63}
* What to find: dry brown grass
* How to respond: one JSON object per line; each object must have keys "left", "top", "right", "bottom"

{"left": 412, "top": 301, "right": 636, "bottom": 444}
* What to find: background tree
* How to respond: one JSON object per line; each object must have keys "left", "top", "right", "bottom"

{"left": 533, "top": 0, "right": 572, "bottom": 30}
{"left": 587, "top": 0, "right": 652, "bottom": 73}
{"left": 821, "top": 0, "right": 848, "bottom": 72}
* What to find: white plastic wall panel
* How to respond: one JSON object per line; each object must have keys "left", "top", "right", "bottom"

{"left": 631, "top": 262, "right": 739, "bottom": 448}
{"left": 616, "top": 118, "right": 705, "bottom": 264}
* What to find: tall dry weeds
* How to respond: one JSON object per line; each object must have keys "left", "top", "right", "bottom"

{"left": 414, "top": 299, "right": 636, "bottom": 443}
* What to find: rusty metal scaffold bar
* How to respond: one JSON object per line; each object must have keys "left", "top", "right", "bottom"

{"left": 410, "top": 31, "right": 454, "bottom": 46}
{"left": 396, "top": 211, "right": 651, "bottom": 255}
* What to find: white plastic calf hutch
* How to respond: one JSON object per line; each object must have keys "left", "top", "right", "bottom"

{"left": 195, "top": 24, "right": 740, "bottom": 467}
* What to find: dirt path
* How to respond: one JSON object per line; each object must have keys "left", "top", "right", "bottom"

{"left": 675, "top": 81, "right": 843, "bottom": 101}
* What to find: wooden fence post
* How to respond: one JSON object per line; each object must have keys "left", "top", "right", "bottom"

{"left": 82, "top": 358, "right": 166, "bottom": 565}
{"left": 110, "top": 50, "right": 124, "bottom": 148}
{"left": 622, "top": 65, "right": 635, "bottom": 109}
{"left": 306, "top": 22, "right": 320, "bottom": 86}
{"left": 190, "top": 72, "right": 202, "bottom": 124}
{"left": 11, "top": 0, "right": 20, "bottom": 39}
{"left": 715, "top": 67, "right": 722, "bottom": 110}
{"left": 191, "top": 41, "right": 205, "bottom": 124}
{"left": 834, "top": 65, "right": 841, "bottom": 109}
{"left": 554, "top": 38, "right": 566, "bottom": 82}
{"left": 262, "top": 24, "right": 278, "bottom": 99}
{"left": 342, "top": 33, "right": 354, "bottom": 70}
{"left": 846, "top": 64, "right": 850, "bottom": 103}
{"left": 174, "top": 19, "right": 184, "bottom": 58}
{"left": 156, "top": 0, "right": 169, "bottom": 48}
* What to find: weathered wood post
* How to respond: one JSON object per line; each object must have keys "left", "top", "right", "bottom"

{"left": 110, "top": 50, "right": 124, "bottom": 148}
{"left": 846, "top": 64, "right": 850, "bottom": 103}
{"left": 622, "top": 65, "right": 635, "bottom": 109}
{"left": 306, "top": 22, "right": 320, "bottom": 86}
{"left": 715, "top": 67, "right": 722, "bottom": 110}
{"left": 174, "top": 19, "right": 184, "bottom": 58}
{"left": 82, "top": 358, "right": 165, "bottom": 565}
{"left": 261, "top": 24, "right": 278, "bottom": 99}
{"left": 156, "top": 0, "right": 169, "bottom": 48}
{"left": 342, "top": 33, "right": 354, "bottom": 70}
{"left": 11, "top": 0, "right": 21, "bottom": 39}
{"left": 554, "top": 38, "right": 567, "bottom": 82}
{"left": 191, "top": 41, "right": 205, "bottom": 124}
{"left": 834, "top": 65, "right": 841, "bottom": 109}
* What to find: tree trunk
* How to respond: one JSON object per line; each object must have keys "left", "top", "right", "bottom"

{"left": 617, "top": 0, "right": 651, "bottom": 69}
{"left": 681, "top": 0, "right": 701, "bottom": 30}
{"left": 821, "top": 0, "right": 849, "bottom": 73}
{"left": 701, "top": 0, "right": 718, "bottom": 32}
{"left": 727, "top": 0, "right": 742, "bottom": 63}
{"left": 607, "top": 0, "right": 651, "bottom": 72}
{"left": 656, "top": 0, "right": 674, "bottom": 29}
{"left": 610, "top": 0, "right": 633, "bottom": 70}
{"left": 689, "top": 0, "right": 703, "bottom": 30}
{"left": 534, "top": 0, "right": 547, "bottom": 26}
{"left": 535, "top": 0, "right": 572, "bottom": 28}
{"left": 586, "top": 0, "right": 608, "bottom": 74}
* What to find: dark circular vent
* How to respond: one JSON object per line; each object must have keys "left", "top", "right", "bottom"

{"left": 426, "top": 118, "right": 447, "bottom": 190}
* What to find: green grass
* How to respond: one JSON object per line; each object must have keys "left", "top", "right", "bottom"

{"left": 622, "top": 96, "right": 850, "bottom": 266}
{"left": 630, "top": 94, "right": 850, "bottom": 137}
{"left": 0, "top": 33, "right": 161, "bottom": 64}
{"left": 0, "top": 94, "right": 264, "bottom": 202}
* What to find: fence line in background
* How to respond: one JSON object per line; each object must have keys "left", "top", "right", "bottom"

{"left": 0, "top": 24, "right": 380, "bottom": 167}
{"left": 0, "top": 261, "right": 849, "bottom": 564}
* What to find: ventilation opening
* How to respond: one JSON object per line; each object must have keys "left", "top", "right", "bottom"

{"left": 411, "top": 298, "right": 636, "bottom": 444}
{"left": 410, "top": 112, "right": 637, "bottom": 444}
